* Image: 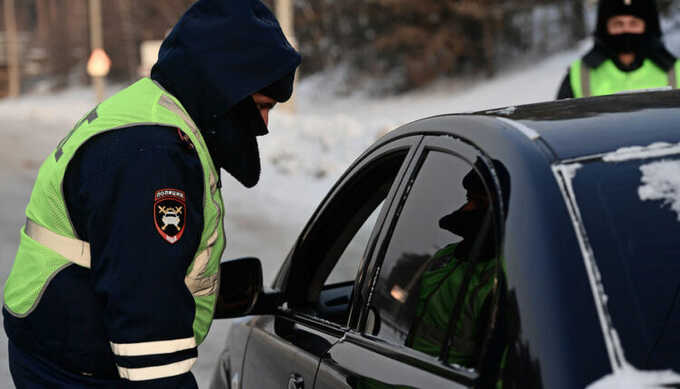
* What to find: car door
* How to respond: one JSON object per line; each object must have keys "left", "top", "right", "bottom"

{"left": 239, "top": 136, "right": 420, "bottom": 389}
{"left": 315, "top": 135, "right": 509, "bottom": 389}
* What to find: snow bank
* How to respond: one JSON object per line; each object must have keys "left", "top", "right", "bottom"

{"left": 639, "top": 159, "right": 680, "bottom": 221}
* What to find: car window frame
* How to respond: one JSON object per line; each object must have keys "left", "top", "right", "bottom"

{"left": 274, "top": 135, "right": 424, "bottom": 332}
{"left": 353, "top": 133, "right": 506, "bottom": 383}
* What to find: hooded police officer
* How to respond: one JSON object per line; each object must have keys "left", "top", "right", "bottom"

{"left": 3, "top": 0, "right": 300, "bottom": 387}
{"left": 557, "top": 0, "right": 679, "bottom": 99}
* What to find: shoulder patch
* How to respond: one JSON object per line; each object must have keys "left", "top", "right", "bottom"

{"left": 154, "top": 189, "right": 186, "bottom": 244}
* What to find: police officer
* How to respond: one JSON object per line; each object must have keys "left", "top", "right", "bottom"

{"left": 557, "top": 0, "right": 679, "bottom": 99}
{"left": 3, "top": 0, "right": 300, "bottom": 387}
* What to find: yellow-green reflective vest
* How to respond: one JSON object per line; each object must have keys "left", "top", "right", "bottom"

{"left": 3, "top": 78, "right": 225, "bottom": 345}
{"left": 355, "top": 244, "right": 498, "bottom": 389}
{"left": 407, "top": 243, "right": 496, "bottom": 368}
{"left": 569, "top": 58, "right": 680, "bottom": 98}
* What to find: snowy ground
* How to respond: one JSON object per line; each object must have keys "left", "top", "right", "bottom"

{"left": 0, "top": 33, "right": 679, "bottom": 387}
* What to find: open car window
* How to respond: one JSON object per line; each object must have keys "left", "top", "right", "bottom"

{"left": 286, "top": 148, "right": 410, "bottom": 327}
{"left": 326, "top": 202, "right": 384, "bottom": 286}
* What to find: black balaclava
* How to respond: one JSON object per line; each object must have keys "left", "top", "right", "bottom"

{"left": 438, "top": 158, "right": 510, "bottom": 260}
{"left": 593, "top": 0, "right": 670, "bottom": 71}
{"left": 596, "top": 0, "right": 662, "bottom": 40}
{"left": 151, "top": 0, "right": 301, "bottom": 188}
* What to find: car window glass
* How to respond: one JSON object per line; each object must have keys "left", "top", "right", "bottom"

{"left": 570, "top": 156, "right": 680, "bottom": 370}
{"left": 289, "top": 151, "right": 408, "bottom": 327}
{"left": 326, "top": 202, "right": 383, "bottom": 285}
{"left": 369, "top": 151, "right": 500, "bottom": 370}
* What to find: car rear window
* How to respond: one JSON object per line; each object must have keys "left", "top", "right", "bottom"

{"left": 570, "top": 154, "right": 680, "bottom": 371}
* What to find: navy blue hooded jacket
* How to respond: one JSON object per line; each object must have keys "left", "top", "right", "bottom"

{"left": 3, "top": 0, "right": 300, "bottom": 387}
{"left": 152, "top": 0, "right": 301, "bottom": 187}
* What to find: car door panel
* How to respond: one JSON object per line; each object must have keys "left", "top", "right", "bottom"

{"left": 315, "top": 334, "right": 472, "bottom": 389}
{"left": 241, "top": 314, "right": 337, "bottom": 389}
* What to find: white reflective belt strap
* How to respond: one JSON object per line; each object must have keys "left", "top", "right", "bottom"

{"left": 185, "top": 247, "right": 219, "bottom": 297}
{"left": 110, "top": 336, "right": 196, "bottom": 357}
{"left": 25, "top": 219, "right": 91, "bottom": 269}
{"left": 117, "top": 357, "right": 197, "bottom": 381}
{"left": 580, "top": 60, "right": 591, "bottom": 98}
{"left": 669, "top": 66, "right": 677, "bottom": 89}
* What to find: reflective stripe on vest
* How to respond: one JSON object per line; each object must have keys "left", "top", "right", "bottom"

{"left": 580, "top": 60, "right": 591, "bottom": 98}
{"left": 24, "top": 218, "right": 218, "bottom": 297}
{"left": 572, "top": 59, "right": 680, "bottom": 98}
{"left": 117, "top": 358, "right": 197, "bottom": 381}
{"left": 669, "top": 66, "right": 678, "bottom": 91}
{"left": 110, "top": 337, "right": 196, "bottom": 357}
{"left": 24, "top": 219, "right": 91, "bottom": 268}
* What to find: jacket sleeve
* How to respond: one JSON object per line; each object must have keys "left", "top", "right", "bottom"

{"left": 556, "top": 70, "right": 574, "bottom": 100}
{"left": 68, "top": 126, "right": 204, "bottom": 388}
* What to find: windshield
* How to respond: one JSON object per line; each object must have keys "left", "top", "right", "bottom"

{"left": 570, "top": 153, "right": 680, "bottom": 371}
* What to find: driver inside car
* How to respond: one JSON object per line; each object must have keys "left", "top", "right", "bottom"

{"left": 357, "top": 159, "right": 510, "bottom": 389}
{"left": 405, "top": 161, "right": 500, "bottom": 368}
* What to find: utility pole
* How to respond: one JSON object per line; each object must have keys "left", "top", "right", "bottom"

{"left": 275, "top": 0, "right": 296, "bottom": 111}
{"left": 116, "top": 0, "right": 137, "bottom": 80}
{"left": 88, "top": 0, "right": 105, "bottom": 102}
{"left": 4, "top": 0, "right": 21, "bottom": 97}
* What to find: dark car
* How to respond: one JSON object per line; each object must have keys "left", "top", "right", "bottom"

{"left": 209, "top": 91, "right": 680, "bottom": 389}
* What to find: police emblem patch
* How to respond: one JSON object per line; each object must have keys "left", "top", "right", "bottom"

{"left": 154, "top": 189, "right": 186, "bottom": 244}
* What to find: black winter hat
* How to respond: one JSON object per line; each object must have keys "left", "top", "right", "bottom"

{"left": 462, "top": 157, "right": 511, "bottom": 216}
{"left": 259, "top": 70, "right": 296, "bottom": 103}
{"left": 596, "top": 0, "right": 662, "bottom": 39}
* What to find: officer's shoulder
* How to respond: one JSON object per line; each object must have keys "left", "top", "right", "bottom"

{"left": 68, "top": 125, "right": 201, "bottom": 182}
{"left": 82, "top": 125, "right": 198, "bottom": 158}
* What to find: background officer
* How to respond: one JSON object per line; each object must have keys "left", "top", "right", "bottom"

{"left": 557, "top": 0, "right": 679, "bottom": 99}
{"left": 3, "top": 0, "right": 300, "bottom": 387}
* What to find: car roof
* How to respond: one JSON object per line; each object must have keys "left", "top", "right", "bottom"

{"left": 384, "top": 89, "right": 680, "bottom": 163}
{"left": 477, "top": 89, "right": 680, "bottom": 160}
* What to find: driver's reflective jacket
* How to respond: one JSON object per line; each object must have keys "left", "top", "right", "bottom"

{"left": 407, "top": 243, "right": 496, "bottom": 368}
{"left": 569, "top": 58, "right": 680, "bottom": 98}
{"left": 3, "top": 78, "right": 225, "bottom": 382}
{"left": 356, "top": 244, "right": 497, "bottom": 389}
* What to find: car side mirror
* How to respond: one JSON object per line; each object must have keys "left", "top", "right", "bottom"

{"left": 214, "top": 257, "right": 283, "bottom": 319}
